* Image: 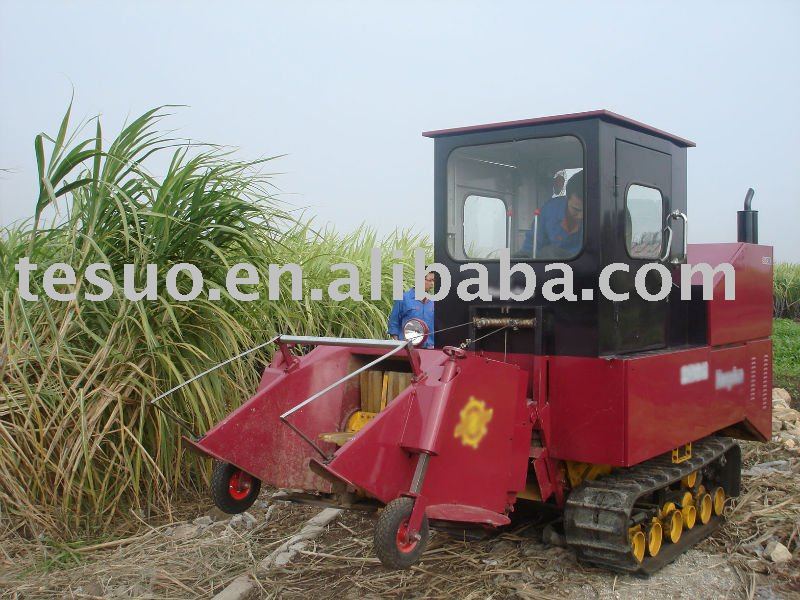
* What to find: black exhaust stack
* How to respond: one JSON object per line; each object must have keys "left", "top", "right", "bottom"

{"left": 737, "top": 188, "right": 758, "bottom": 244}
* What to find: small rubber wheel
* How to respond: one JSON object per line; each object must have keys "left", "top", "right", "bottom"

{"left": 374, "top": 497, "right": 429, "bottom": 569}
{"left": 210, "top": 461, "right": 261, "bottom": 514}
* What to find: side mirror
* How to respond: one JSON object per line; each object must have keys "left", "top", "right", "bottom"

{"left": 660, "top": 210, "right": 688, "bottom": 264}
{"left": 403, "top": 318, "right": 429, "bottom": 347}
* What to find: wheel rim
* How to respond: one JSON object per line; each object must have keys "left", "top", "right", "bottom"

{"left": 682, "top": 471, "right": 698, "bottom": 488}
{"left": 699, "top": 493, "right": 713, "bottom": 524}
{"left": 630, "top": 530, "right": 646, "bottom": 563}
{"left": 228, "top": 469, "right": 253, "bottom": 501}
{"left": 713, "top": 487, "right": 726, "bottom": 516}
{"left": 395, "top": 519, "right": 418, "bottom": 553}
{"left": 647, "top": 520, "right": 663, "bottom": 557}
{"left": 664, "top": 510, "right": 683, "bottom": 543}
{"left": 682, "top": 504, "right": 697, "bottom": 529}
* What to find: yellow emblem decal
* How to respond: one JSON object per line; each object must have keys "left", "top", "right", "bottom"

{"left": 453, "top": 397, "right": 493, "bottom": 449}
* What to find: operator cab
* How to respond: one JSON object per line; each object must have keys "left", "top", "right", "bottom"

{"left": 425, "top": 110, "right": 696, "bottom": 358}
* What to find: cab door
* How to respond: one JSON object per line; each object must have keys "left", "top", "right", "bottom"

{"left": 611, "top": 140, "right": 672, "bottom": 353}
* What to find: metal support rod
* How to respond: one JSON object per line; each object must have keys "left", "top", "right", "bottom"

{"left": 149, "top": 335, "right": 281, "bottom": 406}
{"left": 281, "top": 418, "right": 331, "bottom": 461}
{"left": 410, "top": 452, "right": 430, "bottom": 494}
{"left": 149, "top": 402, "right": 199, "bottom": 438}
{"left": 280, "top": 340, "right": 410, "bottom": 420}
{"left": 278, "top": 335, "right": 406, "bottom": 349}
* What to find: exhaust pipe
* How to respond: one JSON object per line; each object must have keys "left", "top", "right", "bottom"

{"left": 737, "top": 188, "right": 758, "bottom": 243}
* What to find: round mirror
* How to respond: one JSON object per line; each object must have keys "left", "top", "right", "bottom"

{"left": 402, "top": 318, "right": 429, "bottom": 347}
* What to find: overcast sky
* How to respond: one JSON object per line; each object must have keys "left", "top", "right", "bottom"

{"left": 1, "top": 0, "right": 798, "bottom": 261}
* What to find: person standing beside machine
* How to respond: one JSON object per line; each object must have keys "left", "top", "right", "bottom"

{"left": 387, "top": 271, "right": 435, "bottom": 348}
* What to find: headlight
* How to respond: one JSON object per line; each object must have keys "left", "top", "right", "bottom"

{"left": 403, "top": 318, "right": 429, "bottom": 347}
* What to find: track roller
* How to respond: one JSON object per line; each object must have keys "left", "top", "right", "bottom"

{"left": 681, "top": 471, "right": 698, "bottom": 488}
{"left": 697, "top": 493, "right": 713, "bottom": 524}
{"left": 679, "top": 491, "right": 696, "bottom": 530}
{"left": 628, "top": 526, "right": 646, "bottom": 563}
{"left": 645, "top": 518, "right": 662, "bottom": 557}
{"left": 712, "top": 487, "right": 726, "bottom": 516}
{"left": 661, "top": 504, "right": 683, "bottom": 543}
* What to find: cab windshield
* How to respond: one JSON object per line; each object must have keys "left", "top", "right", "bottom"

{"left": 446, "top": 136, "right": 584, "bottom": 261}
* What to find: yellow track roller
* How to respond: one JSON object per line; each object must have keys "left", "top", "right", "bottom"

{"left": 659, "top": 502, "right": 683, "bottom": 543}
{"left": 679, "top": 491, "right": 697, "bottom": 529}
{"left": 628, "top": 525, "right": 646, "bottom": 563}
{"left": 712, "top": 487, "right": 726, "bottom": 516}
{"left": 681, "top": 471, "right": 698, "bottom": 488}
{"left": 697, "top": 493, "right": 713, "bottom": 524}
{"left": 645, "top": 518, "right": 662, "bottom": 557}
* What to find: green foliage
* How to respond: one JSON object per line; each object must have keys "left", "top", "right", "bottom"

{"left": 774, "top": 262, "right": 800, "bottom": 319}
{"left": 773, "top": 318, "right": 800, "bottom": 400}
{"left": 0, "top": 105, "right": 428, "bottom": 538}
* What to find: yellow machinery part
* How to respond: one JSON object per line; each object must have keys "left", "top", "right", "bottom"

{"left": 359, "top": 371, "right": 384, "bottom": 413}
{"left": 380, "top": 372, "right": 389, "bottom": 410}
{"left": 681, "top": 470, "right": 698, "bottom": 488}
{"left": 712, "top": 487, "right": 726, "bottom": 516}
{"left": 516, "top": 481, "right": 542, "bottom": 502}
{"left": 681, "top": 504, "right": 697, "bottom": 529}
{"left": 346, "top": 410, "right": 377, "bottom": 432}
{"left": 646, "top": 518, "right": 663, "bottom": 557}
{"left": 565, "top": 461, "right": 612, "bottom": 488}
{"left": 698, "top": 493, "right": 713, "bottom": 524}
{"left": 628, "top": 525, "right": 646, "bottom": 563}
{"left": 659, "top": 501, "right": 676, "bottom": 519}
{"left": 661, "top": 505, "right": 683, "bottom": 543}
{"left": 677, "top": 490, "right": 696, "bottom": 529}
{"left": 358, "top": 370, "right": 412, "bottom": 413}
{"left": 672, "top": 443, "right": 692, "bottom": 464}
{"left": 320, "top": 371, "right": 413, "bottom": 446}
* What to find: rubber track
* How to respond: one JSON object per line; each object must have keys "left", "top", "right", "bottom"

{"left": 564, "top": 436, "right": 736, "bottom": 575}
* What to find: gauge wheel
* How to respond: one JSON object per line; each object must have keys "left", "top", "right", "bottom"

{"left": 374, "top": 497, "right": 430, "bottom": 569}
{"left": 210, "top": 461, "right": 261, "bottom": 514}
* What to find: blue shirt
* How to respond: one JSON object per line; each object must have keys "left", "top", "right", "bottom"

{"left": 387, "top": 288, "right": 434, "bottom": 348}
{"left": 521, "top": 196, "right": 582, "bottom": 257}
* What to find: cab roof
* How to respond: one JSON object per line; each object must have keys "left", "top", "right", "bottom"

{"left": 422, "top": 109, "right": 695, "bottom": 148}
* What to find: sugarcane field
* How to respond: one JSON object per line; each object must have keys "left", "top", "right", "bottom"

{"left": 1, "top": 2, "right": 799, "bottom": 599}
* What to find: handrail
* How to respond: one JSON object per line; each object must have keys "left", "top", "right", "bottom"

{"left": 279, "top": 335, "right": 406, "bottom": 349}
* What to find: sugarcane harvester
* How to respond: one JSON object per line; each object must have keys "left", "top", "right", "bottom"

{"left": 180, "top": 111, "right": 772, "bottom": 574}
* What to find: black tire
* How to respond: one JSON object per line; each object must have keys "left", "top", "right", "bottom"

{"left": 374, "top": 497, "right": 429, "bottom": 569}
{"left": 210, "top": 461, "right": 261, "bottom": 514}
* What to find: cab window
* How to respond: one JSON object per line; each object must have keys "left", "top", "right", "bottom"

{"left": 463, "top": 195, "right": 507, "bottom": 259}
{"left": 625, "top": 184, "right": 664, "bottom": 259}
{"left": 446, "top": 136, "right": 584, "bottom": 261}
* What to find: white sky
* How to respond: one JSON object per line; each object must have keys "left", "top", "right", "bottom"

{"left": 1, "top": 0, "right": 798, "bottom": 261}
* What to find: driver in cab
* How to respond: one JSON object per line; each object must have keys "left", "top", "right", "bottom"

{"left": 521, "top": 173, "right": 583, "bottom": 258}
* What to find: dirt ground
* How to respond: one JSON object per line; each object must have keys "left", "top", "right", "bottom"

{"left": 2, "top": 406, "right": 799, "bottom": 599}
